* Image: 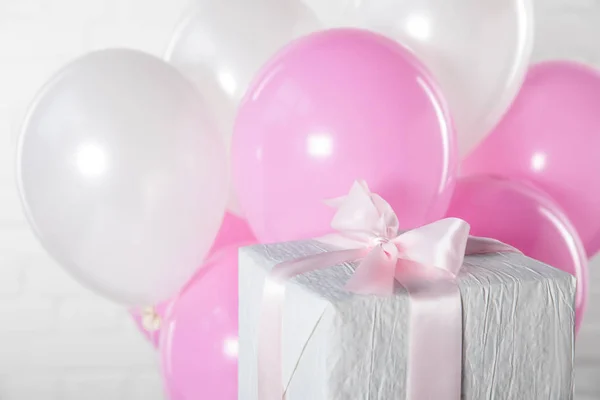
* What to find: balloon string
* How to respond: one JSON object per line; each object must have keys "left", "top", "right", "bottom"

{"left": 141, "top": 306, "right": 161, "bottom": 331}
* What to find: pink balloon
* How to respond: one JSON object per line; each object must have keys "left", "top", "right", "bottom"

{"left": 209, "top": 212, "right": 257, "bottom": 255}
{"left": 462, "top": 60, "right": 600, "bottom": 257}
{"left": 129, "top": 212, "right": 255, "bottom": 348}
{"left": 232, "top": 28, "right": 457, "bottom": 243}
{"left": 445, "top": 175, "right": 588, "bottom": 333}
{"left": 160, "top": 246, "right": 239, "bottom": 400}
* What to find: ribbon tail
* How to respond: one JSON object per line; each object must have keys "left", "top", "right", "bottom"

{"left": 258, "top": 248, "right": 365, "bottom": 400}
{"left": 394, "top": 218, "right": 471, "bottom": 277}
{"left": 401, "top": 278, "right": 462, "bottom": 400}
{"left": 258, "top": 276, "right": 286, "bottom": 400}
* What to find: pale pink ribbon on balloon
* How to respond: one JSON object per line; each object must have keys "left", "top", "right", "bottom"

{"left": 258, "top": 180, "right": 519, "bottom": 400}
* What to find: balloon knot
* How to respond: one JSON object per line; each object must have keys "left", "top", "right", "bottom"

{"left": 141, "top": 306, "right": 161, "bottom": 332}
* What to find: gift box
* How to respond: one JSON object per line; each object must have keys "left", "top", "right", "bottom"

{"left": 238, "top": 239, "right": 575, "bottom": 400}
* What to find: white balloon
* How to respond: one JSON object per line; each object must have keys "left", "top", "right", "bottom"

{"left": 165, "top": 0, "right": 321, "bottom": 214}
{"left": 17, "top": 49, "right": 229, "bottom": 306}
{"left": 309, "top": 0, "right": 534, "bottom": 157}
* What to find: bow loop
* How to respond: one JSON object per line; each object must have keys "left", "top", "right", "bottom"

{"left": 393, "top": 218, "right": 471, "bottom": 277}
{"left": 326, "top": 180, "right": 399, "bottom": 240}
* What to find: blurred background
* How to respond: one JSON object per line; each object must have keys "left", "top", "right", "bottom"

{"left": 0, "top": 0, "right": 597, "bottom": 398}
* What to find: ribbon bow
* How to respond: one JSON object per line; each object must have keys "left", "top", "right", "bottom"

{"left": 258, "top": 180, "right": 519, "bottom": 400}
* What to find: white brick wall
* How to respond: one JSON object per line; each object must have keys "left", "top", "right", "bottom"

{"left": 0, "top": 0, "right": 599, "bottom": 399}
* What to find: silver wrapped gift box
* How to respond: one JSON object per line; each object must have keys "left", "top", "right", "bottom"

{"left": 239, "top": 240, "right": 575, "bottom": 400}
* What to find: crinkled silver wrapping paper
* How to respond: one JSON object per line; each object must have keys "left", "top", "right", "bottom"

{"left": 238, "top": 240, "right": 575, "bottom": 400}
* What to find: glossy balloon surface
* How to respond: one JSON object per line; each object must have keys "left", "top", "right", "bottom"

{"left": 463, "top": 61, "right": 600, "bottom": 257}
{"left": 232, "top": 28, "right": 457, "bottom": 243}
{"left": 311, "top": 0, "right": 533, "bottom": 156}
{"left": 160, "top": 247, "right": 239, "bottom": 400}
{"left": 17, "top": 49, "right": 229, "bottom": 305}
{"left": 166, "top": 0, "right": 320, "bottom": 215}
